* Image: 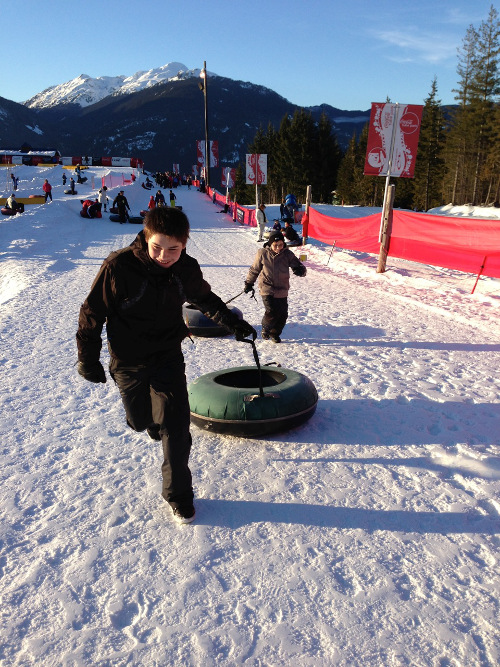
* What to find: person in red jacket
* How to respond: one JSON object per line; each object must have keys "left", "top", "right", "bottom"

{"left": 148, "top": 195, "right": 156, "bottom": 210}
{"left": 43, "top": 179, "right": 52, "bottom": 202}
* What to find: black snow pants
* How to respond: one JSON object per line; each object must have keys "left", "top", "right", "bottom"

{"left": 261, "top": 295, "right": 288, "bottom": 337}
{"left": 109, "top": 351, "right": 193, "bottom": 509}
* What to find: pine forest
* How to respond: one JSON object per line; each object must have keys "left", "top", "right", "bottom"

{"left": 236, "top": 5, "right": 500, "bottom": 211}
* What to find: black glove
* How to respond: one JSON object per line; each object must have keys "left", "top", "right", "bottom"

{"left": 243, "top": 282, "right": 254, "bottom": 294}
{"left": 292, "top": 265, "right": 307, "bottom": 277}
{"left": 77, "top": 360, "right": 106, "bottom": 383}
{"left": 233, "top": 319, "right": 257, "bottom": 341}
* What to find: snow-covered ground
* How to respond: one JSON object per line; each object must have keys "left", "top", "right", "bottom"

{"left": 1, "top": 165, "right": 499, "bottom": 666}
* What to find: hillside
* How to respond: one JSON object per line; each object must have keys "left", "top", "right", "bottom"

{"left": 0, "top": 165, "right": 499, "bottom": 665}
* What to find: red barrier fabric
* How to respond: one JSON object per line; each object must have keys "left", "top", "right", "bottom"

{"left": 390, "top": 210, "right": 500, "bottom": 278}
{"left": 306, "top": 206, "right": 500, "bottom": 278}
{"left": 233, "top": 204, "right": 256, "bottom": 226}
{"left": 307, "top": 208, "right": 381, "bottom": 253}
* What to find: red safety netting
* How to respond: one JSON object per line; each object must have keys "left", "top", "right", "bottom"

{"left": 306, "top": 206, "right": 500, "bottom": 278}
{"left": 390, "top": 210, "right": 500, "bottom": 278}
{"left": 307, "top": 208, "right": 381, "bottom": 254}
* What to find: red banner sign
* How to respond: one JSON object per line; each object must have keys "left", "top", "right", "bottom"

{"left": 222, "top": 167, "right": 236, "bottom": 188}
{"left": 364, "top": 103, "right": 423, "bottom": 178}
{"left": 245, "top": 154, "right": 267, "bottom": 185}
{"left": 196, "top": 140, "right": 219, "bottom": 168}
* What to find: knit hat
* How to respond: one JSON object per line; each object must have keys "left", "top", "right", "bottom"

{"left": 268, "top": 231, "right": 284, "bottom": 244}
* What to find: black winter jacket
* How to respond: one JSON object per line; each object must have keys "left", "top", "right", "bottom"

{"left": 77, "top": 231, "right": 236, "bottom": 364}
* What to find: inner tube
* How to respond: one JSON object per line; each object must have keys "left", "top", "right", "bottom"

{"left": 109, "top": 214, "right": 143, "bottom": 224}
{"left": 183, "top": 304, "right": 242, "bottom": 337}
{"left": 1, "top": 207, "right": 17, "bottom": 216}
{"left": 64, "top": 189, "right": 78, "bottom": 195}
{"left": 188, "top": 365, "right": 318, "bottom": 437}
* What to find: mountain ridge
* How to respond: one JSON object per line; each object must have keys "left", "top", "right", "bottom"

{"left": 24, "top": 62, "right": 198, "bottom": 109}
{"left": 1, "top": 63, "right": 372, "bottom": 173}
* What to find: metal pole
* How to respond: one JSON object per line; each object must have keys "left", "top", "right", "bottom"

{"left": 202, "top": 61, "right": 210, "bottom": 189}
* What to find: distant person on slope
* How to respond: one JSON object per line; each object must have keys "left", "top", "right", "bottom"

{"left": 256, "top": 203, "right": 267, "bottom": 242}
{"left": 283, "top": 220, "right": 301, "bottom": 246}
{"left": 5, "top": 193, "right": 24, "bottom": 214}
{"left": 98, "top": 186, "right": 109, "bottom": 212}
{"left": 76, "top": 206, "right": 256, "bottom": 524}
{"left": 113, "top": 190, "right": 131, "bottom": 223}
{"left": 43, "top": 179, "right": 53, "bottom": 202}
{"left": 155, "top": 190, "right": 166, "bottom": 207}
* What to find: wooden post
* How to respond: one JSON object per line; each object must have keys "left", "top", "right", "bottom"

{"left": 326, "top": 241, "right": 337, "bottom": 266}
{"left": 377, "top": 184, "right": 395, "bottom": 273}
{"left": 302, "top": 185, "right": 312, "bottom": 244}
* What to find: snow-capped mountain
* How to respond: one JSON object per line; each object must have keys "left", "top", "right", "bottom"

{"left": 24, "top": 62, "right": 198, "bottom": 109}
{"left": 1, "top": 64, "right": 371, "bottom": 171}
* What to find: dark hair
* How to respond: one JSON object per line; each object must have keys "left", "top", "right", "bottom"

{"left": 143, "top": 206, "right": 190, "bottom": 244}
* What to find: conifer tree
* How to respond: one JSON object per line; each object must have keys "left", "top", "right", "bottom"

{"left": 336, "top": 134, "right": 358, "bottom": 204}
{"left": 469, "top": 5, "right": 500, "bottom": 203}
{"left": 285, "top": 110, "right": 318, "bottom": 199}
{"left": 315, "top": 113, "right": 343, "bottom": 203}
{"left": 444, "top": 25, "right": 479, "bottom": 204}
{"left": 356, "top": 123, "right": 381, "bottom": 206}
{"left": 445, "top": 7, "right": 500, "bottom": 204}
{"left": 233, "top": 163, "right": 252, "bottom": 205}
{"left": 482, "top": 102, "right": 500, "bottom": 203}
{"left": 413, "top": 78, "right": 446, "bottom": 210}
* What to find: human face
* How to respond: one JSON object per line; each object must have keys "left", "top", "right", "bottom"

{"left": 147, "top": 233, "right": 185, "bottom": 268}
{"left": 270, "top": 240, "right": 285, "bottom": 253}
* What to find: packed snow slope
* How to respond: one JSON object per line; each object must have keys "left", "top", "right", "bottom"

{"left": 0, "top": 166, "right": 499, "bottom": 667}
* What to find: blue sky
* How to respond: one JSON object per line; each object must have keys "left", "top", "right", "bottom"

{"left": 2, "top": 0, "right": 496, "bottom": 110}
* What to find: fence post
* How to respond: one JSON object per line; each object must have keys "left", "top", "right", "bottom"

{"left": 377, "top": 184, "right": 395, "bottom": 273}
{"left": 302, "top": 185, "right": 312, "bottom": 244}
{"left": 471, "top": 256, "right": 487, "bottom": 294}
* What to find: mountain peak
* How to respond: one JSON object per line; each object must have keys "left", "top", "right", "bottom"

{"left": 24, "top": 62, "right": 196, "bottom": 109}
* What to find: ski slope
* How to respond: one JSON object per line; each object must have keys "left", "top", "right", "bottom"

{"left": 0, "top": 165, "right": 499, "bottom": 666}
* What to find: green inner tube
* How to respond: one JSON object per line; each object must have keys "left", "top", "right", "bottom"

{"left": 188, "top": 365, "right": 318, "bottom": 437}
